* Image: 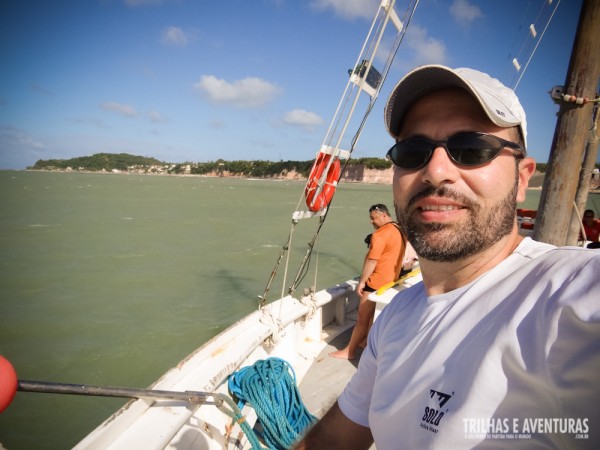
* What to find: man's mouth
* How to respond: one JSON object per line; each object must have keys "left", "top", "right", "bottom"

{"left": 420, "top": 204, "right": 463, "bottom": 212}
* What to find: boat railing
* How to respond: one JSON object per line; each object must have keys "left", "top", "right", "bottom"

{"left": 74, "top": 279, "right": 360, "bottom": 450}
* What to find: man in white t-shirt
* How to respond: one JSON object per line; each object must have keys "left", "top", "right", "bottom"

{"left": 295, "top": 65, "right": 600, "bottom": 449}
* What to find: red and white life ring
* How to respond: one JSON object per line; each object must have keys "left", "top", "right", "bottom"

{"left": 304, "top": 153, "right": 341, "bottom": 212}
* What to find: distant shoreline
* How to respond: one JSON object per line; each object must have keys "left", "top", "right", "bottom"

{"left": 20, "top": 167, "right": 400, "bottom": 184}
{"left": 6, "top": 169, "right": 600, "bottom": 193}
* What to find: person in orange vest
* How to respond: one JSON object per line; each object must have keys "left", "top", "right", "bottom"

{"left": 329, "top": 204, "right": 412, "bottom": 360}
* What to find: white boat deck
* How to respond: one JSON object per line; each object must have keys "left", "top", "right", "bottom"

{"left": 298, "top": 274, "right": 424, "bottom": 448}
{"left": 299, "top": 326, "right": 362, "bottom": 418}
{"left": 74, "top": 277, "right": 416, "bottom": 449}
{"left": 299, "top": 325, "right": 377, "bottom": 449}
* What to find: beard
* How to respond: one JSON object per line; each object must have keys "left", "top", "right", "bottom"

{"left": 395, "top": 175, "right": 519, "bottom": 263}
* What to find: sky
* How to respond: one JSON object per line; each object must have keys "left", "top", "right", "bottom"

{"left": 0, "top": 0, "right": 587, "bottom": 169}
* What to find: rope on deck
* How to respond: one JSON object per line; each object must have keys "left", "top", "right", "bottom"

{"left": 215, "top": 394, "right": 263, "bottom": 450}
{"left": 228, "top": 357, "right": 317, "bottom": 449}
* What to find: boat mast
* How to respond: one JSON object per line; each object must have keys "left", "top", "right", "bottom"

{"left": 534, "top": 0, "right": 600, "bottom": 246}
{"left": 259, "top": 0, "right": 420, "bottom": 305}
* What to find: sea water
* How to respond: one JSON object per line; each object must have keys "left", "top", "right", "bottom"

{"left": 0, "top": 171, "right": 392, "bottom": 449}
{"left": 0, "top": 170, "right": 597, "bottom": 449}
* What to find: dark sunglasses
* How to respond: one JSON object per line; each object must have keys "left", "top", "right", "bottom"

{"left": 386, "top": 131, "right": 525, "bottom": 170}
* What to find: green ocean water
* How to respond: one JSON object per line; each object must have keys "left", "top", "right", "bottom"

{"left": 0, "top": 170, "right": 597, "bottom": 449}
{"left": 0, "top": 171, "right": 394, "bottom": 449}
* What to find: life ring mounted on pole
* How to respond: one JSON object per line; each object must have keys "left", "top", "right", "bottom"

{"left": 304, "top": 153, "right": 341, "bottom": 212}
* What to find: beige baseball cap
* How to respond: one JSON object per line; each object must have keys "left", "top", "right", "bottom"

{"left": 384, "top": 64, "right": 527, "bottom": 153}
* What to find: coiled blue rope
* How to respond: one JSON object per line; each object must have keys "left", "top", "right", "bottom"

{"left": 228, "top": 357, "right": 317, "bottom": 449}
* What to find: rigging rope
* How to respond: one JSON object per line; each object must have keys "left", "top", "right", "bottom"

{"left": 215, "top": 393, "right": 263, "bottom": 450}
{"left": 228, "top": 357, "right": 317, "bottom": 450}
{"left": 512, "top": 0, "right": 562, "bottom": 90}
{"left": 259, "top": 0, "right": 420, "bottom": 305}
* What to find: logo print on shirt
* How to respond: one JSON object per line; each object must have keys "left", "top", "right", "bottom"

{"left": 420, "top": 389, "right": 453, "bottom": 433}
{"left": 430, "top": 389, "right": 452, "bottom": 408}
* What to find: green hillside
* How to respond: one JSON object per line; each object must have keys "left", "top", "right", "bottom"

{"left": 29, "top": 153, "right": 164, "bottom": 171}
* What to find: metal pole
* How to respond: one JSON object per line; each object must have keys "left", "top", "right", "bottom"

{"left": 17, "top": 380, "right": 218, "bottom": 405}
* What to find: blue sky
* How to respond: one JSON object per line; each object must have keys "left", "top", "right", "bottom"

{"left": 0, "top": 0, "right": 585, "bottom": 169}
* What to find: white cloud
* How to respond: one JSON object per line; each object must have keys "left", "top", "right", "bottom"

{"left": 0, "top": 125, "right": 46, "bottom": 169}
{"left": 0, "top": 125, "right": 44, "bottom": 149}
{"left": 210, "top": 118, "right": 226, "bottom": 129}
{"left": 194, "top": 75, "right": 282, "bottom": 108}
{"left": 310, "top": 0, "right": 378, "bottom": 20}
{"left": 406, "top": 25, "right": 448, "bottom": 66}
{"left": 100, "top": 102, "right": 138, "bottom": 117}
{"left": 147, "top": 110, "right": 167, "bottom": 123}
{"left": 161, "top": 26, "right": 189, "bottom": 46}
{"left": 450, "top": 0, "right": 483, "bottom": 26}
{"left": 282, "top": 109, "right": 324, "bottom": 131}
{"left": 70, "top": 117, "right": 109, "bottom": 129}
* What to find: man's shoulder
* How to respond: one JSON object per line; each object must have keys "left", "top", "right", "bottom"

{"left": 509, "top": 238, "right": 599, "bottom": 281}
{"left": 513, "top": 237, "right": 554, "bottom": 258}
{"left": 375, "top": 222, "right": 398, "bottom": 232}
{"left": 515, "top": 237, "right": 599, "bottom": 262}
{"left": 507, "top": 239, "right": 600, "bottom": 313}
{"left": 374, "top": 222, "right": 403, "bottom": 240}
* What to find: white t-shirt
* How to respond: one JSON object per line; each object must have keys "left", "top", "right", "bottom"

{"left": 339, "top": 238, "right": 600, "bottom": 449}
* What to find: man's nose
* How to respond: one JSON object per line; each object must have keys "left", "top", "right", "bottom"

{"left": 420, "top": 146, "right": 459, "bottom": 186}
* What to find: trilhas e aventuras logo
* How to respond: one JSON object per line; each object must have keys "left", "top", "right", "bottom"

{"left": 462, "top": 417, "right": 589, "bottom": 440}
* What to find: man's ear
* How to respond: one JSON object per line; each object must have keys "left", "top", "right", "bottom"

{"left": 517, "top": 157, "right": 536, "bottom": 203}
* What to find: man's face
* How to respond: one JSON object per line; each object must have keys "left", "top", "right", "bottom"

{"left": 370, "top": 210, "right": 388, "bottom": 229}
{"left": 392, "top": 88, "right": 535, "bottom": 262}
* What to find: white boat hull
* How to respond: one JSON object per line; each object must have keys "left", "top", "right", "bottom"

{"left": 75, "top": 281, "right": 361, "bottom": 449}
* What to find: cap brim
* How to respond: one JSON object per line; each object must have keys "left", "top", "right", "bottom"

{"left": 384, "top": 65, "right": 522, "bottom": 139}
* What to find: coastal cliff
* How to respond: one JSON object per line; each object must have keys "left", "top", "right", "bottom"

{"left": 201, "top": 165, "right": 394, "bottom": 184}
{"left": 342, "top": 165, "right": 394, "bottom": 184}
